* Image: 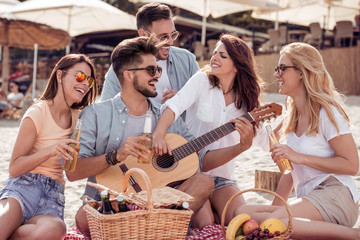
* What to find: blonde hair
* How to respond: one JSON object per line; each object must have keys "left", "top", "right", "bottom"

{"left": 280, "top": 42, "right": 349, "bottom": 136}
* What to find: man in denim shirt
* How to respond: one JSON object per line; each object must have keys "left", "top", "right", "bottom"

{"left": 68, "top": 36, "right": 255, "bottom": 237}
{"left": 100, "top": 3, "right": 199, "bottom": 106}
{"left": 67, "top": 37, "right": 212, "bottom": 237}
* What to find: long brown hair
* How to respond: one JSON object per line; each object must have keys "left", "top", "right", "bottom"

{"left": 204, "top": 34, "right": 262, "bottom": 112}
{"left": 39, "top": 54, "right": 97, "bottom": 109}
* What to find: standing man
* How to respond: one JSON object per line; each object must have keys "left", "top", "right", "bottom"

{"left": 100, "top": 2, "right": 200, "bottom": 104}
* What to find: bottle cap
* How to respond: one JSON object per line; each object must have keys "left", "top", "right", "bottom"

{"left": 100, "top": 190, "right": 109, "bottom": 198}
{"left": 182, "top": 201, "right": 189, "bottom": 209}
{"left": 117, "top": 195, "right": 125, "bottom": 202}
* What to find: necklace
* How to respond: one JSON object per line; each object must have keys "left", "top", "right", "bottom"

{"left": 223, "top": 87, "right": 233, "bottom": 95}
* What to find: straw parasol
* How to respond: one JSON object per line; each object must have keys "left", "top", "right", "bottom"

{"left": 0, "top": 16, "right": 70, "bottom": 95}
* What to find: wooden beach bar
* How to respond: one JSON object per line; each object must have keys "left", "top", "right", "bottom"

{"left": 254, "top": 42, "right": 360, "bottom": 96}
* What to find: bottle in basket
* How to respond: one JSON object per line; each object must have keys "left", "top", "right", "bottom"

{"left": 138, "top": 111, "right": 153, "bottom": 163}
{"left": 170, "top": 201, "right": 190, "bottom": 210}
{"left": 99, "top": 190, "right": 115, "bottom": 215}
{"left": 81, "top": 194, "right": 101, "bottom": 209}
{"left": 266, "top": 125, "right": 293, "bottom": 174}
{"left": 117, "top": 194, "right": 129, "bottom": 212}
{"left": 62, "top": 119, "right": 82, "bottom": 172}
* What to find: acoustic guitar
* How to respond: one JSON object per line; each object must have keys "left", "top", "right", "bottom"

{"left": 96, "top": 103, "right": 282, "bottom": 193}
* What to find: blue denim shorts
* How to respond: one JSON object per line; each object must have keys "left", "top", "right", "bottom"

{"left": 0, "top": 173, "right": 65, "bottom": 224}
{"left": 211, "top": 176, "right": 238, "bottom": 191}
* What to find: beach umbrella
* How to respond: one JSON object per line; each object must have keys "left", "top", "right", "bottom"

{"left": 11, "top": 0, "right": 137, "bottom": 37}
{"left": 253, "top": 0, "right": 360, "bottom": 30}
{"left": 130, "top": 0, "right": 279, "bottom": 47}
{"left": 0, "top": 16, "right": 70, "bottom": 96}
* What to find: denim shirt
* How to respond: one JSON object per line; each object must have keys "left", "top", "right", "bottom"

{"left": 78, "top": 94, "right": 205, "bottom": 200}
{"left": 100, "top": 46, "right": 200, "bottom": 101}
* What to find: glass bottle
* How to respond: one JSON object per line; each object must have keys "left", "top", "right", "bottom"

{"left": 266, "top": 125, "right": 293, "bottom": 174}
{"left": 117, "top": 194, "right": 129, "bottom": 212}
{"left": 62, "top": 119, "right": 82, "bottom": 171}
{"left": 99, "top": 190, "right": 115, "bottom": 215}
{"left": 138, "top": 111, "right": 152, "bottom": 163}
{"left": 171, "top": 201, "right": 190, "bottom": 210}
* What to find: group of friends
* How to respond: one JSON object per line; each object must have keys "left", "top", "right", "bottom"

{"left": 0, "top": 2, "right": 359, "bottom": 240}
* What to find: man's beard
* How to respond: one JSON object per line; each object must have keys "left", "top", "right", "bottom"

{"left": 133, "top": 75, "right": 158, "bottom": 98}
{"left": 156, "top": 45, "right": 170, "bottom": 60}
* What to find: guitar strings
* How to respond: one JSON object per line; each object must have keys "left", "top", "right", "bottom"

{"left": 150, "top": 122, "right": 237, "bottom": 167}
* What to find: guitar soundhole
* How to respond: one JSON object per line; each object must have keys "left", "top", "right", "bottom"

{"left": 152, "top": 154, "right": 178, "bottom": 172}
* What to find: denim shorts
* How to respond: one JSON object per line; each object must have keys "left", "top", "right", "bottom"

{"left": 211, "top": 176, "right": 238, "bottom": 191}
{"left": 0, "top": 173, "right": 65, "bottom": 224}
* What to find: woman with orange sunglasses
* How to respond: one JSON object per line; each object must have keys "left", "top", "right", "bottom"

{"left": 0, "top": 54, "right": 97, "bottom": 239}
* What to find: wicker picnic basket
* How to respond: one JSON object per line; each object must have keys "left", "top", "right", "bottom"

{"left": 84, "top": 168, "right": 193, "bottom": 240}
{"left": 221, "top": 188, "right": 293, "bottom": 240}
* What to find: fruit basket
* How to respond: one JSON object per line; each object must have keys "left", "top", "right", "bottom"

{"left": 221, "top": 188, "right": 293, "bottom": 240}
{"left": 84, "top": 168, "right": 193, "bottom": 240}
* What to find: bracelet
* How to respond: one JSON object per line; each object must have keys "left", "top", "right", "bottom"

{"left": 105, "top": 150, "right": 118, "bottom": 166}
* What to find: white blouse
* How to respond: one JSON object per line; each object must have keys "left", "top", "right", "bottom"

{"left": 162, "top": 72, "right": 268, "bottom": 180}
{"left": 288, "top": 106, "right": 360, "bottom": 202}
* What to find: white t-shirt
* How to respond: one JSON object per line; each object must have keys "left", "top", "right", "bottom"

{"left": 7, "top": 92, "right": 24, "bottom": 107}
{"left": 162, "top": 71, "right": 268, "bottom": 180}
{"left": 288, "top": 106, "right": 360, "bottom": 202}
{"left": 153, "top": 60, "right": 171, "bottom": 104}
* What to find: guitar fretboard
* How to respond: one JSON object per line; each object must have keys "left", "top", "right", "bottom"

{"left": 172, "top": 112, "right": 253, "bottom": 160}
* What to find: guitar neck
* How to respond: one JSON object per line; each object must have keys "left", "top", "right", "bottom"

{"left": 172, "top": 112, "right": 254, "bottom": 160}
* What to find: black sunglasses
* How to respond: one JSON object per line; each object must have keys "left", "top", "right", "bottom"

{"left": 274, "top": 65, "right": 297, "bottom": 76}
{"left": 126, "top": 65, "right": 162, "bottom": 77}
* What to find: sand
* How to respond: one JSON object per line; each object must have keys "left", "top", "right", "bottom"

{"left": 0, "top": 93, "right": 359, "bottom": 229}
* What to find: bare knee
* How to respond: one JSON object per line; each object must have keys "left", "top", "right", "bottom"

{"left": 75, "top": 206, "right": 90, "bottom": 237}
{"left": 192, "top": 173, "right": 214, "bottom": 190}
{"left": 13, "top": 216, "right": 66, "bottom": 240}
{"left": 33, "top": 219, "right": 66, "bottom": 240}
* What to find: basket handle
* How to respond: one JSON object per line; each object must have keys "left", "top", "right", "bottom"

{"left": 221, "top": 188, "right": 293, "bottom": 237}
{"left": 122, "top": 168, "right": 154, "bottom": 210}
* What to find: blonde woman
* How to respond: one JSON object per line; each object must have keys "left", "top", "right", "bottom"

{"left": 235, "top": 42, "right": 360, "bottom": 239}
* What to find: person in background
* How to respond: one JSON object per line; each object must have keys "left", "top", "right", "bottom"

{"left": 152, "top": 34, "right": 269, "bottom": 225}
{"left": 0, "top": 54, "right": 97, "bottom": 240}
{"left": 0, "top": 81, "right": 24, "bottom": 113}
{"left": 234, "top": 42, "right": 360, "bottom": 239}
{"left": 100, "top": 2, "right": 199, "bottom": 106}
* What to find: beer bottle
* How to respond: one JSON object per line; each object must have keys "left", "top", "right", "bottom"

{"left": 81, "top": 194, "right": 101, "bottom": 209}
{"left": 99, "top": 190, "right": 115, "bottom": 215}
{"left": 62, "top": 119, "right": 82, "bottom": 172}
{"left": 266, "top": 125, "right": 293, "bottom": 174}
{"left": 117, "top": 194, "right": 129, "bottom": 212}
{"left": 171, "top": 201, "right": 190, "bottom": 210}
{"left": 138, "top": 111, "right": 153, "bottom": 163}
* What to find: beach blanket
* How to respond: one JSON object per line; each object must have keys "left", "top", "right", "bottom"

{"left": 65, "top": 203, "right": 226, "bottom": 239}
{"left": 65, "top": 224, "right": 226, "bottom": 240}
